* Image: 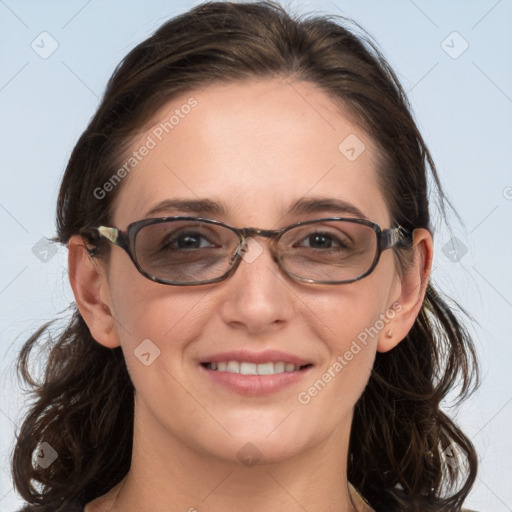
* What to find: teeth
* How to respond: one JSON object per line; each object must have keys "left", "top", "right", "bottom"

{"left": 206, "top": 360, "right": 304, "bottom": 375}
{"left": 256, "top": 362, "right": 274, "bottom": 375}
{"left": 226, "top": 361, "right": 239, "bottom": 372}
{"left": 240, "top": 362, "right": 257, "bottom": 375}
{"left": 274, "top": 362, "right": 285, "bottom": 373}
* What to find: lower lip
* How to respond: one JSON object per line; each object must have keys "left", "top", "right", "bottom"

{"left": 199, "top": 364, "right": 313, "bottom": 396}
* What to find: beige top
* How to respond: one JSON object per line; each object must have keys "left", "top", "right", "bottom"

{"left": 348, "top": 482, "right": 375, "bottom": 512}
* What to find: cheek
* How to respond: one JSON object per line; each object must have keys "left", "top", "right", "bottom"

{"left": 299, "top": 263, "right": 396, "bottom": 390}
{"left": 107, "top": 254, "right": 211, "bottom": 354}
{"left": 308, "top": 292, "right": 381, "bottom": 380}
{"left": 295, "top": 291, "right": 386, "bottom": 428}
{"left": 304, "top": 279, "right": 393, "bottom": 354}
{"left": 108, "top": 282, "right": 212, "bottom": 415}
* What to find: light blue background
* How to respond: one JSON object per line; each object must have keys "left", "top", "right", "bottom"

{"left": 1, "top": 1, "right": 511, "bottom": 510}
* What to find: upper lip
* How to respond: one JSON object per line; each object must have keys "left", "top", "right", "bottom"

{"left": 199, "top": 349, "right": 312, "bottom": 367}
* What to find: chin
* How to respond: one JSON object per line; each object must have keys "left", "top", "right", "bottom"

{"left": 194, "top": 425, "right": 318, "bottom": 466}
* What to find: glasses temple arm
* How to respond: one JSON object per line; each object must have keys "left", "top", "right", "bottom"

{"left": 379, "top": 226, "right": 412, "bottom": 251}
{"left": 79, "top": 226, "right": 129, "bottom": 254}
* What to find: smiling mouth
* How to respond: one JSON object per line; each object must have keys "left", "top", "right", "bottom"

{"left": 201, "top": 361, "right": 313, "bottom": 375}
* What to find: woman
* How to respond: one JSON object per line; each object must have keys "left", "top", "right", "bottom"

{"left": 12, "top": 2, "right": 480, "bottom": 511}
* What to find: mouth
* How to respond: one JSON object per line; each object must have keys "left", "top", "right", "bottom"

{"left": 201, "top": 361, "right": 313, "bottom": 375}
{"left": 198, "top": 351, "right": 314, "bottom": 396}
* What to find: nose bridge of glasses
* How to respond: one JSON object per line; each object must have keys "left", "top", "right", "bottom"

{"left": 236, "top": 227, "right": 281, "bottom": 261}
{"left": 239, "top": 227, "right": 280, "bottom": 239}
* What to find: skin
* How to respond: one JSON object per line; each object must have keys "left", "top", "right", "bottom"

{"left": 68, "top": 78, "right": 433, "bottom": 512}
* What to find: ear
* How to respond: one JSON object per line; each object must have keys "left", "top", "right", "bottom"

{"left": 68, "top": 234, "right": 121, "bottom": 348}
{"left": 377, "top": 228, "right": 433, "bottom": 353}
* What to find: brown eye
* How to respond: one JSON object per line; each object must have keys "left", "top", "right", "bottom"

{"left": 296, "top": 232, "right": 350, "bottom": 250}
{"left": 163, "top": 231, "right": 216, "bottom": 250}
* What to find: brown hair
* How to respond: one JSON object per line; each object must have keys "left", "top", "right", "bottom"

{"left": 12, "top": 2, "right": 479, "bottom": 511}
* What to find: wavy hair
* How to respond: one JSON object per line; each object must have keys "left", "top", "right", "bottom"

{"left": 12, "top": 2, "right": 479, "bottom": 511}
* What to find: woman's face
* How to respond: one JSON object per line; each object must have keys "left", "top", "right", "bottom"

{"left": 99, "top": 78, "right": 404, "bottom": 465}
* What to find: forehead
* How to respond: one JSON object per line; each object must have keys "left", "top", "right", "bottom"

{"left": 111, "top": 78, "right": 390, "bottom": 228}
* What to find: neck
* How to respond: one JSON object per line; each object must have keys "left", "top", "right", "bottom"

{"left": 87, "top": 397, "right": 358, "bottom": 512}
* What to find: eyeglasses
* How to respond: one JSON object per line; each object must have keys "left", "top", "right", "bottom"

{"left": 80, "top": 216, "right": 411, "bottom": 286}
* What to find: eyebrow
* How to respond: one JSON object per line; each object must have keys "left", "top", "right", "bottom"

{"left": 144, "top": 198, "right": 227, "bottom": 218}
{"left": 287, "top": 196, "right": 368, "bottom": 219}
{"left": 143, "top": 196, "right": 368, "bottom": 220}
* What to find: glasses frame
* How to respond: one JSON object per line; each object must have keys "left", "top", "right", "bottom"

{"left": 80, "top": 216, "right": 411, "bottom": 286}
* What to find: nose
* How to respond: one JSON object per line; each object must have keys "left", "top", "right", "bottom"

{"left": 218, "top": 237, "right": 296, "bottom": 335}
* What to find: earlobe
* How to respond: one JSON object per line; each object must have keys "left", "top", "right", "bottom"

{"left": 68, "top": 235, "right": 121, "bottom": 349}
{"left": 377, "top": 228, "right": 433, "bottom": 353}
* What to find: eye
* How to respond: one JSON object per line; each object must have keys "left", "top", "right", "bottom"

{"left": 162, "top": 231, "right": 217, "bottom": 250}
{"left": 295, "top": 231, "right": 350, "bottom": 250}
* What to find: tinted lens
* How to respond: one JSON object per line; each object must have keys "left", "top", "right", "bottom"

{"left": 279, "top": 220, "right": 378, "bottom": 282}
{"left": 134, "top": 220, "right": 240, "bottom": 283}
